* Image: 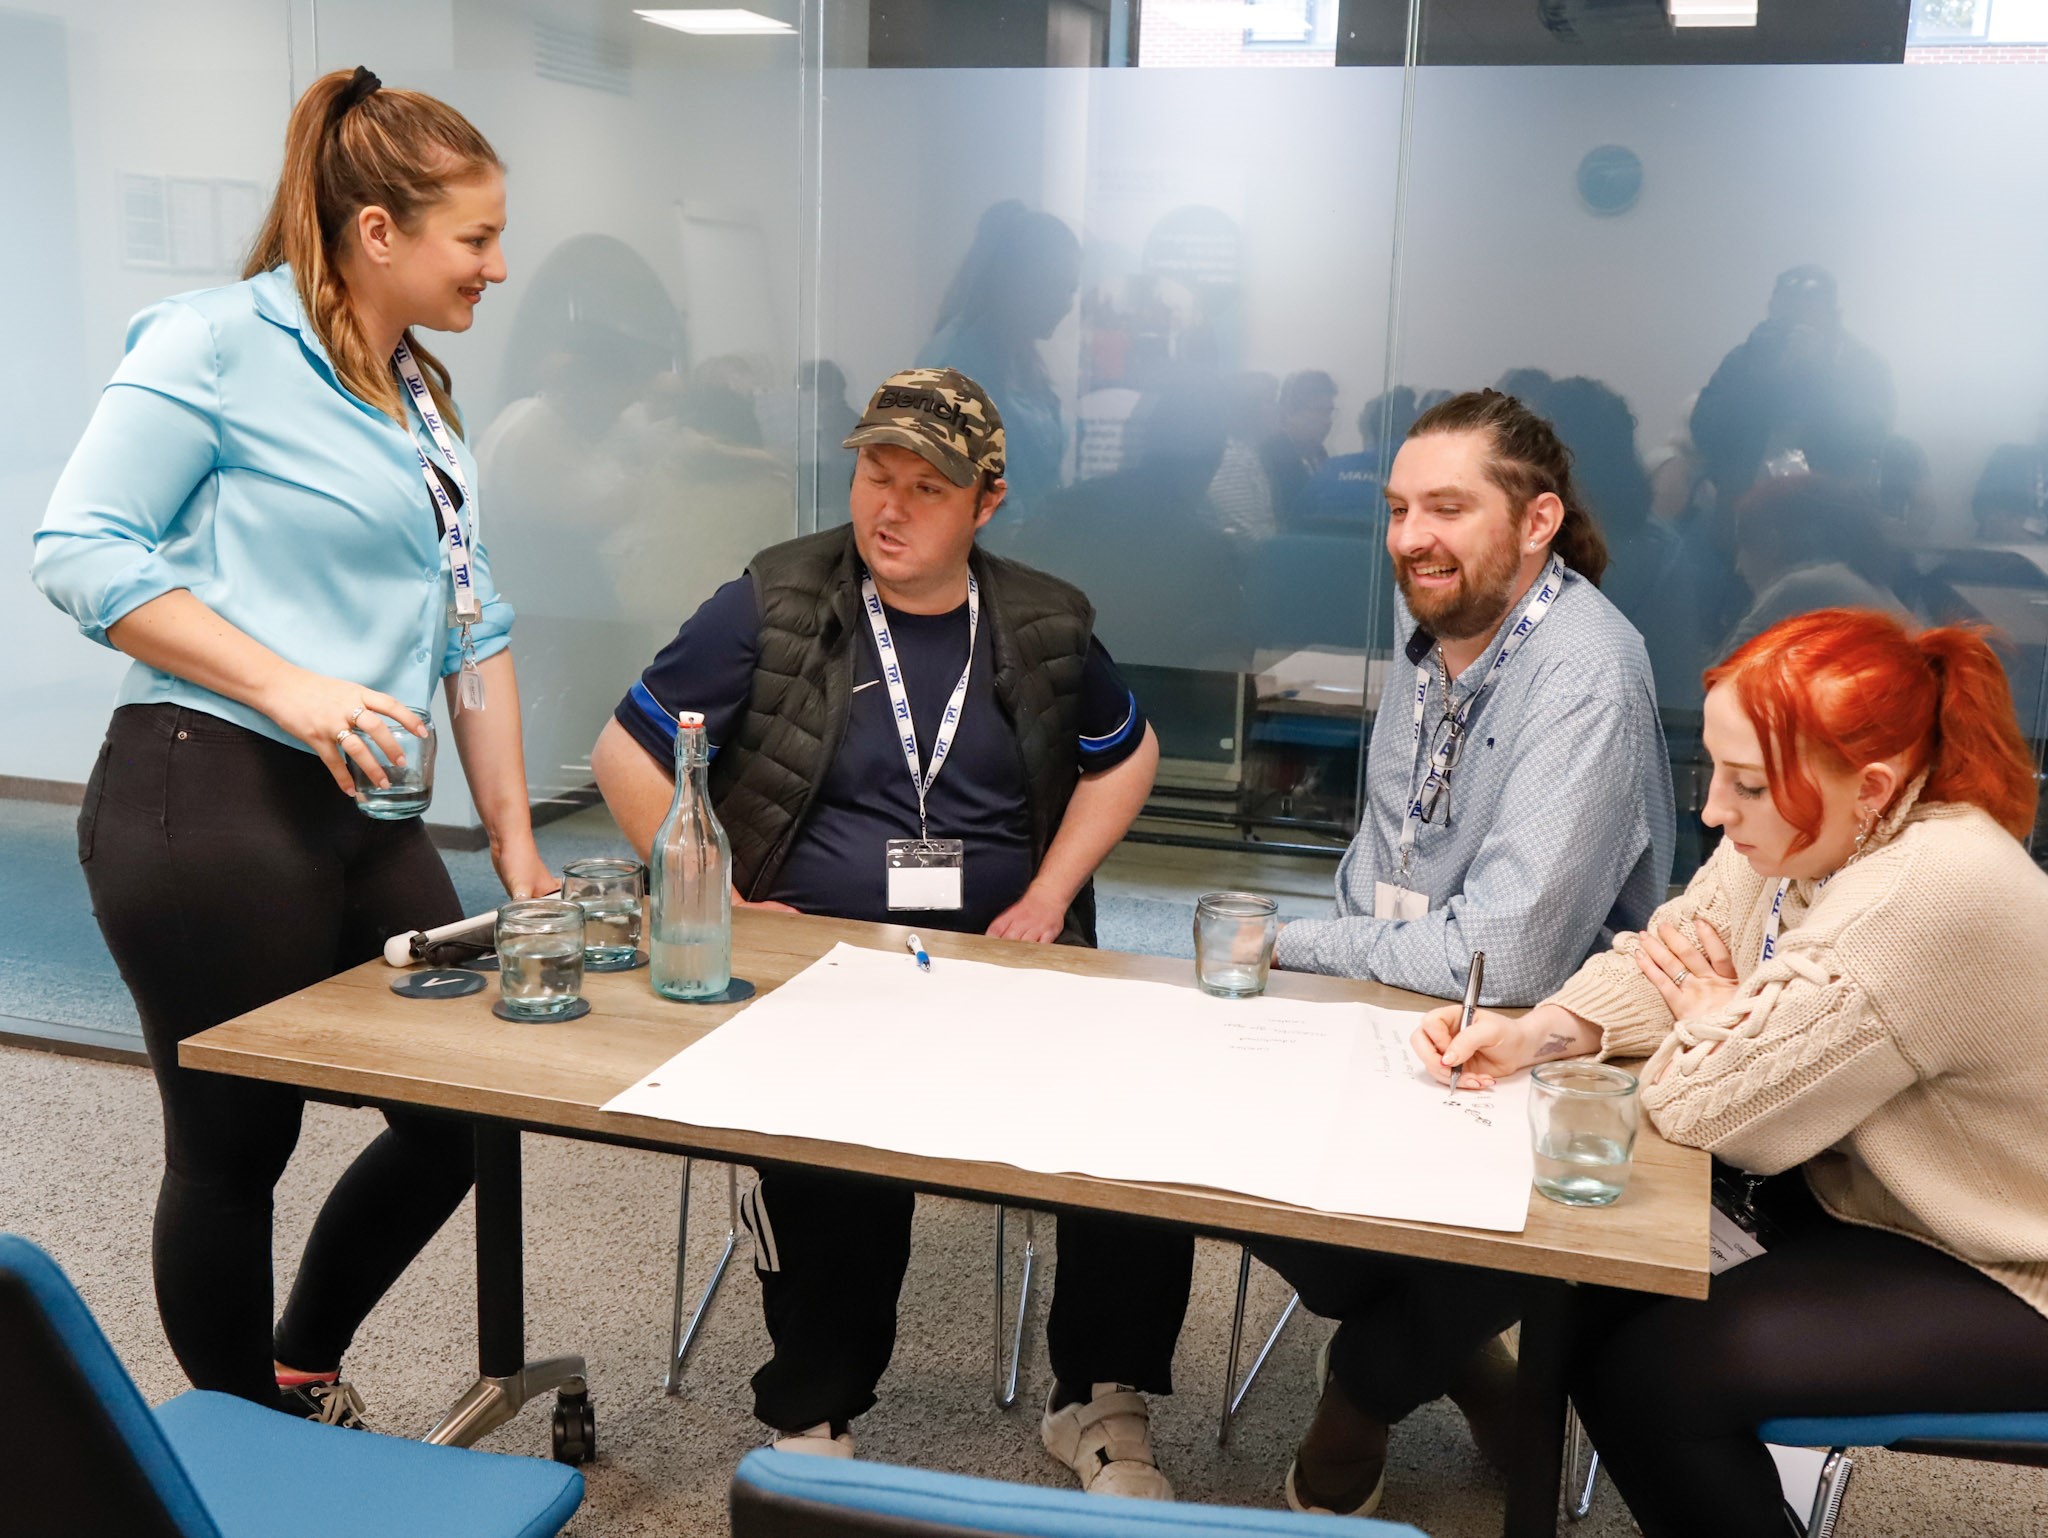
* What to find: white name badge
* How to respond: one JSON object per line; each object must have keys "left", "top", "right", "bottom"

{"left": 1374, "top": 881, "right": 1430, "bottom": 921}
{"left": 886, "top": 839, "right": 965, "bottom": 911}
{"left": 1708, "top": 1206, "right": 1768, "bottom": 1274}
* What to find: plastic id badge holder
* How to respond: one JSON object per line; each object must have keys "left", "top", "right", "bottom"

{"left": 886, "top": 839, "right": 964, "bottom": 910}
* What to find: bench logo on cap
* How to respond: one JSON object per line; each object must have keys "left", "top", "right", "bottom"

{"left": 842, "top": 367, "right": 1006, "bottom": 489}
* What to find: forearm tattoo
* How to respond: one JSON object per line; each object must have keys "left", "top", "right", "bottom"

{"left": 1534, "top": 1032, "right": 1578, "bottom": 1060}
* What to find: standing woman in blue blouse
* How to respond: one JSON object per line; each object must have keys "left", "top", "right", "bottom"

{"left": 32, "top": 68, "right": 549, "bottom": 1419}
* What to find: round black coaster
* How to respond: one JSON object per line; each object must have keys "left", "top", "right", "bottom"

{"left": 584, "top": 949, "right": 650, "bottom": 973}
{"left": 491, "top": 996, "right": 592, "bottom": 1023}
{"left": 390, "top": 968, "right": 486, "bottom": 1000}
{"left": 659, "top": 977, "right": 757, "bottom": 1006}
{"left": 461, "top": 954, "right": 500, "bottom": 973}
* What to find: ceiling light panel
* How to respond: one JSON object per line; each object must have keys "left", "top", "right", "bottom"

{"left": 635, "top": 9, "right": 794, "bottom": 35}
{"left": 1667, "top": 0, "right": 1760, "bottom": 26}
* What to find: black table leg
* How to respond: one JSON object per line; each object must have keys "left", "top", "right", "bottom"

{"left": 422, "top": 1121, "right": 589, "bottom": 1454}
{"left": 475, "top": 1122, "right": 526, "bottom": 1379}
{"left": 1503, "top": 1278, "right": 1572, "bottom": 1538}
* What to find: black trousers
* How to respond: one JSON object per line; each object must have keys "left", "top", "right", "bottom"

{"left": 1570, "top": 1174, "right": 2048, "bottom": 1538}
{"left": 1253, "top": 1238, "right": 1526, "bottom": 1422}
{"left": 79, "top": 705, "right": 476, "bottom": 1406}
{"left": 743, "top": 1165, "right": 1195, "bottom": 1430}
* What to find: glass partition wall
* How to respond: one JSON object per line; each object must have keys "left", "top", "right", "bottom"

{"left": 5, "top": 0, "right": 2044, "bottom": 1048}
{"left": 798, "top": 0, "right": 2048, "bottom": 882}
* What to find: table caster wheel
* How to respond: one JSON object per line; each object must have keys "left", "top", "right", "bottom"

{"left": 551, "top": 1389, "right": 596, "bottom": 1464}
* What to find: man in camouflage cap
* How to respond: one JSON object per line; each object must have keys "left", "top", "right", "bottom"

{"left": 840, "top": 365, "right": 1007, "bottom": 489}
{"left": 593, "top": 368, "right": 1180, "bottom": 1495}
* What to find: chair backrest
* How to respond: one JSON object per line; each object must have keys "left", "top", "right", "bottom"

{"left": 0, "top": 1234, "right": 222, "bottom": 1538}
{"left": 1760, "top": 1413, "right": 2048, "bottom": 1470}
{"left": 729, "top": 1448, "right": 1429, "bottom": 1537}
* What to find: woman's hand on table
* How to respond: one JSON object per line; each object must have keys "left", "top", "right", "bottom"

{"left": 1411, "top": 1002, "right": 1601, "bottom": 1090}
{"left": 1633, "top": 919, "right": 1738, "bottom": 1023}
{"left": 492, "top": 839, "right": 558, "bottom": 902}
{"left": 733, "top": 889, "right": 800, "bottom": 914}
{"left": 258, "top": 667, "right": 426, "bottom": 797}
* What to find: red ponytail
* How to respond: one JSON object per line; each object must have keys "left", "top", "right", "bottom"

{"left": 1703, "top": 608, "right": 2038, "bottom": 848}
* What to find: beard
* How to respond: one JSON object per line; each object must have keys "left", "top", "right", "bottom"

{"left": 1395, "top": 526, "right": 1527, "bottom": 642}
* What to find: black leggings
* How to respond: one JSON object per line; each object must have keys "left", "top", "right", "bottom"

{"left": 79, "top": 704, "right": 475, "bottom": 1405}
{"left": 1571, "top": 1174, "right": 2048, "bottom": 1538}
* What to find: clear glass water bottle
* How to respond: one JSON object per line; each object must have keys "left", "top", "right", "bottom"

{"left": 649, "top": 711, "right": 733, "bottom": 1000}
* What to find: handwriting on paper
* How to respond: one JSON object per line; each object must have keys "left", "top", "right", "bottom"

{"left": 1443, "top": 1093, "right": 1494, "bottom": 1128}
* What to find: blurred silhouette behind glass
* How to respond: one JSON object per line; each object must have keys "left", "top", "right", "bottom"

{"left": 1538, "top": 376, "right": 1714, "bottom": 712}
{"left": 800, "top": 359, "right": 861, "bottom": 512}
{"left": 1262, "top": 369, "right": 1337, "bottom": 528}
{"left": 481, "top": 233, "right": 686, "bottom": 619}
{"left": 919, "top": 200, "right": 1080, "bottom": 513}
{"left": 1691, "top": 265, "right": 1896, "bottom": 523}
{"left": 1723, "top": 472, "right": 1912, "bottom": 658}
{"left": 1207, "top": 370, "right": 1279, "bottom": 546}
{"left": 1006, "top": 370, "right": 1249, "bottom": 673}
{"left": 1296, "top": 386, "right": 1422, "bottom": 535}
{"left": 1974, "top": 408, "right": 2048, "bottom": 544}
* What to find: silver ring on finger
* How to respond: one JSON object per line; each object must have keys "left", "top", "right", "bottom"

{"left": 1668, "top": 965, "right": 1690, "bottom": 986}
{"left": 347, "top": 703, "right": 369, "bottom": 727}
{"left": 335, "top": 727, "right": 358, "bottom": 745}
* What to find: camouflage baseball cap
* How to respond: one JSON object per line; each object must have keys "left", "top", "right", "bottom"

{"left": 842, "top": 367, "right": 1006, "bottom": 488}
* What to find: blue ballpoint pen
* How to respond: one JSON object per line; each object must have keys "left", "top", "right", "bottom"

{"left": 1449, "top": 950, "right": 1485, "bottom": 1091}
{"left": 905, "top": 933, "right": 931, "bottom": 973}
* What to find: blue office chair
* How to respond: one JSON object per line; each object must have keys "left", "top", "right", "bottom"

{"left": 729, "top": 1446, "right": 1430, "bottom": 1536}
{"left": 1566, "top": 1405, "right": 2048, "bottom": 1537}
{"left": 1756, "top": 1413, "right": 2048, "bottom": 1538}
{"left": 0, "top": 1232, "right": 583, "bottom": 1538}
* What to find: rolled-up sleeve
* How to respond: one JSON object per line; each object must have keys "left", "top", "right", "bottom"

{"left": 1280, "top": 689, "right": 1655, "bottom": 1004}
{"left": 31, "top": 301, "right": 221, "bottom": 646}
{"left": 440, "top": 534, "right": 516, "bottom": 674}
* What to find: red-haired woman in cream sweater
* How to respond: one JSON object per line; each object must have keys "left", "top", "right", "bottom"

{"left": 1420, "top": 607, "right": 2048, "bottom": 1538}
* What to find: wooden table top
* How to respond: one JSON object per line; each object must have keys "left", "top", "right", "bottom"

{"left": 181, "top": 909, "right": 1710, "bottom": 1299}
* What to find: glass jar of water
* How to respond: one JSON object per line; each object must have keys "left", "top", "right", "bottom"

{"left": 649, "top": 712, "right": 732, "bottom": 1001}
{"left": 1193, "top": 892, "right": 1280, "bottom": 998}
{"left": 349, "top": 706, "right": 435, "bottom": 819}
{"left": 494, "top": 899, "right": 586, "bottom": 1020}
{"left": 1528, "top": 1062, "right": 1640, "bottom": 1206}
{"left": 562, "top": 857, "right": 644, "bottom": 966}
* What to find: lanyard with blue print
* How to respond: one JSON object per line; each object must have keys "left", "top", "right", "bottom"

{"left": 1396, "top": 555, "right": 1566, "bottom": 882}
{"left": 860, "top": 573, "right": 979, "bottom": 842}
{"left": 394, "top": 339, "right": 485, "bottom": 712}
{"left": 861, "top": 573, "right": 979, "bottom": 910}
{"left": 1757, "top": 874, "right": 1830, "bottom": 967}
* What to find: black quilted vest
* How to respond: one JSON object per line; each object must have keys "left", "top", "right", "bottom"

{"left": 707, "top": 526, "right": 1100, "bottom": 946}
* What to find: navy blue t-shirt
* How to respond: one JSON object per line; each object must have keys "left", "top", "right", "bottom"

{"left": 615, "top": 574, "right": 1147, "bottom": 934}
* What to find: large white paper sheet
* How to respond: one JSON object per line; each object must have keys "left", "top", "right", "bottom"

{"left": 604, "top": 943, "right": 1533, "bottom": 1231}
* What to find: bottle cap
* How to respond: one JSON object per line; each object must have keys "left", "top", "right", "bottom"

{"left": 677, "top": 711, "right": 705, "bottom": 727}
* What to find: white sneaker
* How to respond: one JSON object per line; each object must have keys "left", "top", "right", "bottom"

{"left": 770, "top": 1421, "right": 855, "bottom": 1457}
{"left": 1040, "top": 1383, "right": 1174, "bottom": 1500}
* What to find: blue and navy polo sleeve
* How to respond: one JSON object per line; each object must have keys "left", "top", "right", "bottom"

{"left": 1078, "top": 639, "right": 1148, "bottom": 773}
{"left": 612, "top": 575, "right": 762, "bottom": 775}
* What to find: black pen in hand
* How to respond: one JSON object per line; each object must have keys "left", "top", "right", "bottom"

{"left": 1449, "top": 950, "right": 1485, "bottom": 1092}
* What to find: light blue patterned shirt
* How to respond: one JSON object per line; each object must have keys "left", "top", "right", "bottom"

{"left": 32, "top": 266, "right": 514, "bottom": 749}
{"left": 1275, "top": 568, "right": 1674, "bottom": 1005}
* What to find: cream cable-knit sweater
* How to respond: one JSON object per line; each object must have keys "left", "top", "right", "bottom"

{"left": 1547, "top": 787, "right": 2048, "bottom": 1317}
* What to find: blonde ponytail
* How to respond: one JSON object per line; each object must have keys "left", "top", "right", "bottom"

{"left": 244, "top": 68, "right": 499, "bottom": 430}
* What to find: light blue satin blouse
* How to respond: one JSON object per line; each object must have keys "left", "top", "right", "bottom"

{"left": 31, "top": 266, "right": 515, "bottom": 750}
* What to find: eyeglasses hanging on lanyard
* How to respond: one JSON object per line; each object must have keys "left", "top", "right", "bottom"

{"left": 394, "top": 338, "right": 485, "bottom": 713}
{"left": 1418, "top": 702, "right": 1467, "bottom": 826}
